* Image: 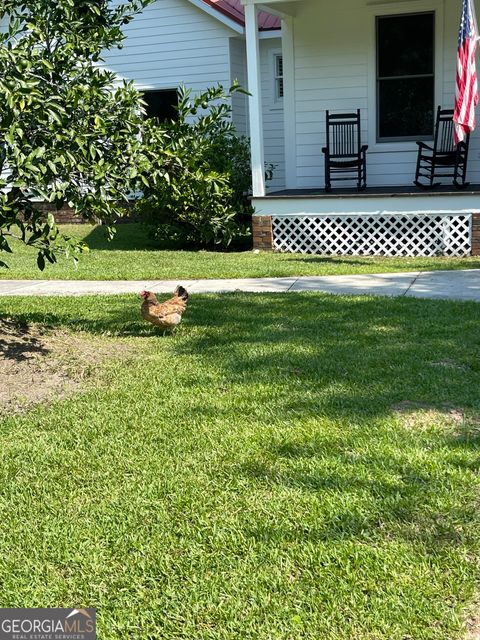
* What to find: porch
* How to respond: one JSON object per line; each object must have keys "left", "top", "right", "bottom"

{"left": 262, "top": 185, "right": 480, "bottom": 198}
{"left": 251, "top": 186, "right": 480, "bottom": 256}
{"left": 241, "top": 0, "right": 480, "bottom": 256}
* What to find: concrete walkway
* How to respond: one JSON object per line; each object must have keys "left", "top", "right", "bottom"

{"left": 0, "top": 269, "right": 479, "bottom": 301}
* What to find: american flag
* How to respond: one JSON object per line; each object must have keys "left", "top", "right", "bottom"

{"left": 454, "top": 0, "right": 480, "bottom": 144}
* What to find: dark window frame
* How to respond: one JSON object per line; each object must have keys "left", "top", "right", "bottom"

{"left": 142, "top": 88, "right": 179, "bottom": 122}
{"left": 274, "top": 54, "right": 284, "bottom": 101}
{"left": 376, "top": 11, "right": 435, "bottom": 143}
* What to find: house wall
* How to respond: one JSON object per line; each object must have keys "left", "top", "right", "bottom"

{"left": 103, "top": 0, "right": 234, "bottom": 92}
{"left": 286, "top": 0, "right": 480, "bottom": 188}
{"left": 229, "top": 36, "right": 286, "bottom": 190}
{"left": 103, "top": 1, "right": 286, "bottom": 190}
{"left": 260, "top": 38, "right": 286, "bottom": 190}
{"left": 230, "top": 37, "right": 249, "bottom": 136}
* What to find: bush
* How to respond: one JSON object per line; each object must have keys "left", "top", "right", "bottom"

{"left": 135, "top": 84, "right": 255, "bottom": 248}
{"left": 0, "top": 0, "right": 152, "bottom": 269}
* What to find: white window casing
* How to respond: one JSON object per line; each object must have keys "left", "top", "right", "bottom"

{"left": 366, "top": 0, "right": 444, "bottom": 153}
{"left": 274, "top": 52, "right": 284, "bottom": 104}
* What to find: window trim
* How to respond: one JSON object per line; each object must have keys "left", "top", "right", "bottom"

{"left": 367, "top": 0, "right": 443, "bottom": 152}
{"left": 273, "top": 52, "right": 284, "bottom": 106}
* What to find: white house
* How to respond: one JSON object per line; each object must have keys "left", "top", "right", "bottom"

{"left": 6, "top": 0, "right": 479, "bottom": 255}
{"left": 102, "top": 0, "right": 287, "bottom": 190}
{"left": 242, "top": 0, "right": 480, "bottom": 256}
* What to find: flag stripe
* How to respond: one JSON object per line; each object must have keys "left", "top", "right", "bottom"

{"left": 453, "top": 0, "right": 479, "bottom": 144}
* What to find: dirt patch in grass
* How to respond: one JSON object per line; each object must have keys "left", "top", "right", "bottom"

{"left": 392, "top": 401, "right": 480, "bottom": 435}
{"left": 392, "top": 400, "right": 474, "bottom": 433}
{"left": 429, "top": 358, "right": 470, "bottom": 371}
{"left": 0, "top": 318, "right": 131, "bottom": 416}
{"left": 464, "top": 597, "right": 480, "bottom": 640}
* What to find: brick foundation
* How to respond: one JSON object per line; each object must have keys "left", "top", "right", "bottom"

{"left": 35, "top": 202, "right": 85, "bottom": 224}
{"left": 32, "top": 201, "right": 136, "bottom": 225}
{"left": 472, "top": 212, "right": 480, "bottom": 256}
{"left": 252, "top": 215, "right": 273, "bottom": 251}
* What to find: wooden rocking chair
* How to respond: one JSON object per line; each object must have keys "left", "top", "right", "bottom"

{"left": 414, "top": 106, "right": 470, "bottom": 189}
{"left": 322, "top": 109, "right": 368, "bottom": 192}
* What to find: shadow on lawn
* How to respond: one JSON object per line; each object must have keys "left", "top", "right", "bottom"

{"left": 81, "top": 224, "right": 252, "bottom": 253}
{"left": 0, "top": 295, "right": 150, "bottom": 337}
{"left": 81, "top": 224, "right": 159, "bottom": 251}
{"left": 2, "top": 293, "right": 480, "bottom": 574}
{"left": 177, "top": 293, "right": 480, "bottom": 417}
{"left": 239, "top": 425, "right": 480, "bottom": 551}
{"left": 0, "top": 318, "right": 51, "bottom": 362}
{"left": 283, "top": 254, "right": 480, "bottom": 270}
{"left": 176, "top": 294, "right": 480, "bottom": 556}
{"left": 283, "top": 255, "right": 385, "bottom": 267}
{"left": 3, "top": 292, "right": 480, "bottom": 406}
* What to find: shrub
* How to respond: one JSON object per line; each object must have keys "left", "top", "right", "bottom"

{"left": 0, "top": 0, "right": 152, "bottom": 269}
{"left": 135, "top": 84, "right": 256, "bottom": 248}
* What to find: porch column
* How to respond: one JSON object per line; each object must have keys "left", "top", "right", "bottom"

{"left": 245, "top": 3, "right": 265, "bottom": 197}
{"left": 281, "top": 15, "right": 296, "bottom": 189}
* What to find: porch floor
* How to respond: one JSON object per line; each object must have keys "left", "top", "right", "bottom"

{"left": 265, "top": 185, "right": 480, "bottom": 199}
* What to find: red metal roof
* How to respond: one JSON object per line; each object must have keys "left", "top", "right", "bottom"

{"left": 202, "top": 0, "right": 281, "bottom": 30}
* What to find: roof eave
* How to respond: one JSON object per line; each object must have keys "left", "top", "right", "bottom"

{"left": 186, "top": 0, "right": 245, "bottom": 33}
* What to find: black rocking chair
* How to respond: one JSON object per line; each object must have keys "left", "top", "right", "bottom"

{"left": 322, "top": 109, "right": 368, "bottom": 192}
{"left": 414, "top": 106, "right": 470, "bottom": 189}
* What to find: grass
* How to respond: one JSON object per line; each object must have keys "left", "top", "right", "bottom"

{"left": 0, "top": 292, "right": 480, "bottom": 639}
{"left": 2, "top": 223, "right": 480, "bottom": 280}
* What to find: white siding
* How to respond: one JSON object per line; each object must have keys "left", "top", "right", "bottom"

{"left": 228, "top": 36, "right": 286, "bottom": 190}
{"left": 260, "top": 38, "right": 285, "bottom": 190}
{"left": 229, "top": 37, "right": 248, "bottom": 136}
{"left": 102, "top": 1, "right": 286, "bottom": 189}
{"left": 102, "top": 0, "right": 234, "bottom": 92}
{"left": 104, "top": 0, "right": 285, "bottom": 189}
{"left": 288, "top": 0, "right": 480, "bottom": 188}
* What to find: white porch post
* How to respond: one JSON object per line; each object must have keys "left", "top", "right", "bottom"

{"left": 244, "top": 3, "right": 265, "bottom": 197}
{"left": 281, "top": 14, "right": 296, "bottom": 189}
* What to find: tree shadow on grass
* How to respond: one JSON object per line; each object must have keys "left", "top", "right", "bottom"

{"left": 175, "top": 293, "right": 480, "bottom": 419}
{"left": 81, "top": 224, "right": 253, "bottom": 253}
{"left": 237, "top": 422, "right": 480, "bottom": 551}
{"left": 0, "top": 318, "right": 50, "bottom": 362}
{"left": 2, "top": 292, "right": 479, "bottom": 407}
{"left": 282, "top": 254, "right": 480, "bottom": 270}
{"left": 282, "top": 255, "right": 384, "bottom": 267}
{"left": 172, "top": 294, "right": 480, "bottom": 570}
{"left": 0, "top": 295, "right": 155, "bottom": 337}
{"left": 2, "top": 291, "right": 480, "bottom": 632}
{"left": 81, "top": 224, "right": 160, "bottom": 251}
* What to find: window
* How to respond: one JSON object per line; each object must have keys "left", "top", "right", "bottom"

{"left": 142, "top": 89, "right": 178, "bottom": 122}
{"left": 274, "top": 54, "right": 284, "bottom": 101}
{"left": 376, "top": 12, "right": 434, "bottom": 141}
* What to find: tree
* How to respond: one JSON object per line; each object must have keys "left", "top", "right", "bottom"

{"left": 0, "top": 0, "right": 152, "bottom": 269}
{"left": 136, "top": 84, "right": 253, "bottom": 248}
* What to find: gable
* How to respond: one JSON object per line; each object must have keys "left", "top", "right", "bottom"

{"left": 186, "top": 0, "right": 281, "bottom": 31}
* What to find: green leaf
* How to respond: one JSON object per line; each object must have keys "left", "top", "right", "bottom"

{"left": 0, "top": 0, "right": 152, "bottom": 269}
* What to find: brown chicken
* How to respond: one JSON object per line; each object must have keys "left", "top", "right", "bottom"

{"left": 139, "top": 286, "right": 189, "bottom": 332}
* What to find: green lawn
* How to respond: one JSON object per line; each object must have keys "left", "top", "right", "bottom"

{"left": 1, "top": 292, "right": 479, "bottom": 639}
{"left": 2, "top": 223, "right": 480, "bottom": 280}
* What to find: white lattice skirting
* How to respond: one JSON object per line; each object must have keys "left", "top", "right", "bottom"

{"left": 272, "top": 213, "right": 472, "bottom": 257}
